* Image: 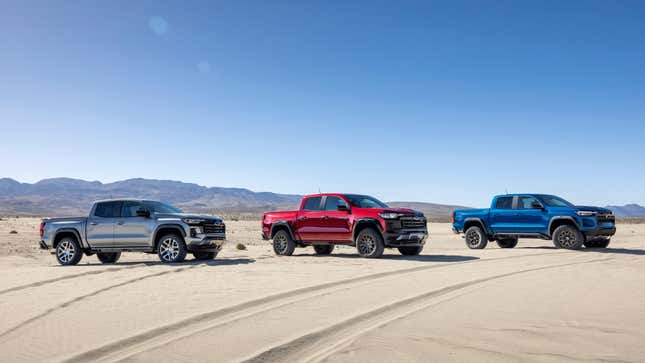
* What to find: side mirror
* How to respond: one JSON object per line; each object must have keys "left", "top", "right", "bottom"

{"left": 531, "top": 202, "right": 544, "bottom": 210}
{"left": 337, "top": 204, "right": 350, "bottom": 212}
{"left": 136, "top": 208, "right": 150, "bottom": 218}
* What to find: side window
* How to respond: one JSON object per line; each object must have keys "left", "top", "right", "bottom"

{"left": 94, "top": 201, "right": 122, "bottom": 218}
{"left": 324, "top": 196, "right": 348, "bottom": 211}
{"left": 121, "top": 201, "right": 143, "bottom": 217}
{"left": 518, "top": 196, "right": 540, "bottom": 209}
{"left": 494, "top": 197, "right": 513, "bottom": 210}
{"left": 302, "top": 197, "right": 322, "bottom": 211}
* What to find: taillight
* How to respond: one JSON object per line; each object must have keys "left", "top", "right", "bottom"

{"left": 39, "top": 222, "right": 45, "bottom": 237}
{"left": 451, "top": 212, "right": 455, "bottom": 224}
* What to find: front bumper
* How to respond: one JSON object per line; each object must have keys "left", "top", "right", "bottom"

{"left": 583, "top": 226, "right": 616, "bottom": 239}
{"left": 383, "top": 231, "right": 428, "bottom": 246}
{"left": 186, "top": 234, "right": 226, "bottom": 252}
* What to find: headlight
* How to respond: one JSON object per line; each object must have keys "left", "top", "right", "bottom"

{"left": 182, "top": 218, "right": 205, "bottom": 225}
{"left": 576, "top": 211, "right": 597, "bottom": 216}
{"left": 379, "top": 212, "right": 401, "bottom": 219}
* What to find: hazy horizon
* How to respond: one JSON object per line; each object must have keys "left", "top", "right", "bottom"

{"left": 2, "top": 1, "right": 644, "bottom": 207}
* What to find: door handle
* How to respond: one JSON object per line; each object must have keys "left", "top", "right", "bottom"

{"left": 321, "top": 216, "right": 329, "bottom": 220}
{"left": 90, "top": 222, "right": 98, "bottom": 225}
{"left": 116, "top": 221, "right": 125, "bottom": 225}
{"left": 299, "top": 216, "right": 308, "bottom": 220}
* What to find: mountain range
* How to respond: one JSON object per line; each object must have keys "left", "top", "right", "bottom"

{"left": 0, "top": 178, "right": 643, "bottom": 219}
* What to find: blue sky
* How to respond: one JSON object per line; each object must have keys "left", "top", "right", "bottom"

{"left": 1, "top": 0, "right": 644, "bottom": 207}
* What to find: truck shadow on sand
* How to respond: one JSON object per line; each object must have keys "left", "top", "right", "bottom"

{"left": 294, "top": 253, "right": 479, "bottom": 262}
{"left": 69, "top": 258, "right": 256, "bottom": 267}
{"left": 518, "top": 246, "right": 645, "bottom": 256}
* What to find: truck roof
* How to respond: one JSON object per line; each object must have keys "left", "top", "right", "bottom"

{"left": 92, "top": 198, "right": 159, "bottom": 203}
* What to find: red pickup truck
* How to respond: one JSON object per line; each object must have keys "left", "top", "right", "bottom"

{"left": 262, "top": 193, "right": 428, "bottom": 258}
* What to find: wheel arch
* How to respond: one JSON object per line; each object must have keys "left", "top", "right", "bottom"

{"left": 53, "top": 228, "right": 83, "bottom": 249}
{"left": 352, "top": 218, "right": 384, "bottom": 243}
{"left": 153, "top": 224, "right": 187, "bottom": 251}
{"left": 463, "top": 218, "right": 489, "bottom": 236}
{"left": 270, "top": 221, "right": 296, "bottom": 240}
{"left": 548, "top": 217, "right": 579, "bottom": 237}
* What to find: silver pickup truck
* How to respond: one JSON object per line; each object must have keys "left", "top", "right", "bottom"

{"left": 39, "top": 199, "right": 226, "bottom": 265}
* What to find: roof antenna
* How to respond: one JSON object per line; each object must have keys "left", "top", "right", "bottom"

{"left": 505, "top": 188, "right": 508, "bottom": 195}
{"left": 318, "top": 187, "right": 321, "bottom": 194}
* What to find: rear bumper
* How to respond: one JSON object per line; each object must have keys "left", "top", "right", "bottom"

{"left": 583, "top": 227, "right": 616, "bottom": 239}
{"left": 39, "top": 240, "right": 48, "bottom": 250}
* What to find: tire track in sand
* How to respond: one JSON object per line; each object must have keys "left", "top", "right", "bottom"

{"left": 0, "top": 264, "right": 202, "bottom": 342}
{"left": 63, "top": 250, "right": 574, "bottom": 363}
{"left": 242, "top": 257, "right": 613, "bottom": 363}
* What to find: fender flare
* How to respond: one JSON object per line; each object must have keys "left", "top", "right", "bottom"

{"left": 270, "top": 221, "right": 296, "bottom": 241}
{"left": 352, "top": 218, "right": 384, "bottom": 242}
{"left": 54, "top": 228, "right": 86, "bottom": 249}
{"left": 547, "top": 216, "right": 579, "bottom": 237}
{"left": 463, "top": 218, "right": 489, "bottom": 235}
{"left": 153, "top": 224, "right": 187, "bottom": 248}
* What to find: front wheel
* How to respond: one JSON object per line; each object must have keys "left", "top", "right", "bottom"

{"left": 97, "top": 252, "right": 121, "bottom": 264}
{"left": 584, "top": 237, "right": 611, "bottom": 249}
{"left": 193, "top": 251, "right": 217, "bottom": 260}
{"left": 55, "top": 237, "right": 83, "bottom": 266}
{"left": 496, "top": 238, "right": 518, "bottom": 249}
{"left": 273, "top": 230, "right": 296, "bottom": 256}
{"left": 355, "top": 228, "right": 385, "bottom": 258}
{"left": 398, "top": 245, "right": 423, "bottom": 256}
{"left": 313, "top": 244, "right": 334, "bottom": 255}
{"left": 464, "top": 226, "right": 488, "bottom": 249}
{"left": 552, "top": 225, "right": 584, "bottom": 250}
{"left": 157, "top": 234, "right": 187, "bottom": 263}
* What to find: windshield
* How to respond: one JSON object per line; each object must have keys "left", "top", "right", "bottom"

{"left": 537, "top": 195, "right": 574, "bottom": 207}
{"left": 344, "top": 194, "right": 389, "bottom": 208}
{"left": 144, "top": 201, "right": 183, "bottom": 213}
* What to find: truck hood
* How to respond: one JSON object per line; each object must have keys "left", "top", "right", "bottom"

{"left": 575, "top": 206, "right": 613, "bottom": 214}
{"left": 380, "top": 207, "right": 424, "bottom": 217}
{"left": 155, "top": 213, "right": 223, "bottom": 223}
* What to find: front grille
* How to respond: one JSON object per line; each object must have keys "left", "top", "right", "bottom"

{"left": 203, "top": 224, "right": 225, "bottom": 234}
{"left": 597, "top": 214, "right": 615, "bottom": 223}
{"left": 400, "top": 217, "right": 427, "bottom": 229}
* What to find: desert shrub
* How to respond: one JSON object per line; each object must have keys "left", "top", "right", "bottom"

{"left": 9, "top": 230, "right": 18, "bottom": 234}
{"left": 236, "top": 243, "right": 247, "bottom": 250}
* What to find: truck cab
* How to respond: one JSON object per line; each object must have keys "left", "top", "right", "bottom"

{"left": 452, "top": 194, "right": 616, "bottom": 250}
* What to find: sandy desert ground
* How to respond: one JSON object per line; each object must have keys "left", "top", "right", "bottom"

{"left": 0, "top": 217, "right": 644, "bottom": 363}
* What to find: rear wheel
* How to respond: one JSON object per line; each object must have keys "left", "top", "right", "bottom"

{"left": 97, "top": 252, "right": 121, "bottom": 264}
{"left": 398, "top": 245, "right": 423, "bottom": 256}
{"left": 55, "top": 237, "right": 83, "bottom": 266}
{"left": 584, "top": 237, "right": 611, "bottom": 249}
{"left": 193, "top": 251, "right": 217, "bottom": 260}
{"left": 157, "top": 234, "right": 187, "bottom": 263}
{"left": 496, "top": 238, "right": 518, "bottom": 249}
{"left": 355, "top": 228, "right": 385, "bottom": 258}
{"left": 273, "top": 230, "right": 296, "bottom": 256}
{"left": 552, "top": 225, "right": 584, "bottom": 250}
{"left": 464, "top": 226, "right": 488, "bottom": 249}
{"left": 313, "top": 244, "right": 334, "bottom": 255}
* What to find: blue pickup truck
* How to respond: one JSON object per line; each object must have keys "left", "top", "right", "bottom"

{"left": 452, "top": 194, "right": 616, "bottom": 250}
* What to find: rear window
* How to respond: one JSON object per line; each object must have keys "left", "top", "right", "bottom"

{"left": 494, "top": 197, "right": 513, "bottom": 209}
{"left": 94, "top": 201, "right": 122, "bottom": 218}
{"left": 302, "top": 197, "right": 322, "bottom": 211}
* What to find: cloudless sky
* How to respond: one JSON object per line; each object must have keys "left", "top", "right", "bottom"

{"left": 1, "top": 0, "right": 644, "bottom": 207}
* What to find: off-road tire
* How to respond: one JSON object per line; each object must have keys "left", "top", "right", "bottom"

{"left": 55, "top": 237, "right": 83, "bottom": 266}
{"left": 97, "top": 252, "right": 121, "bottom": 264}
{"left": 193, "top": 251, "right": 217, "bottom": 260}
{"left": 584, "top": 237, "right": 611, "bottom": 249}
{"left": 398, "top": 245, "right": 424, "bottom": 256}
{"left": 497, "top": 238, "right": 518, "bottom": 249}
{"left": 157, "top": 233, "right": 187, "bottom": 263}
{"left": 273, "top": 230, "right": 296, "bottom": 256}
{"left": 313, "top": 244, "right": 334, "bottom": 255}
{"left": 465, "top": 226, "right": 488, "bottom": 249}
{"left": 355, "top": 228, "right": 385, "bottom": 258}
{"left": 552, "top": 225, "right": 584, "bottom": 250}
